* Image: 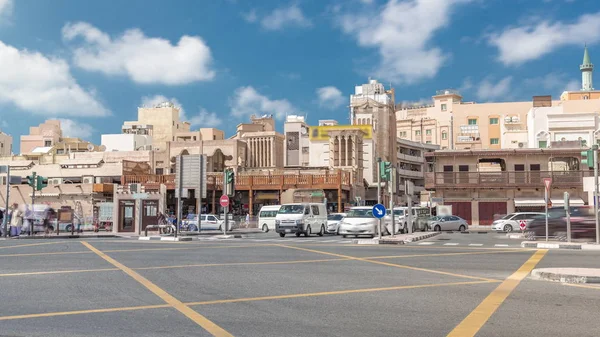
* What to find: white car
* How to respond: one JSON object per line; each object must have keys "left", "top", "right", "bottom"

{"left": 338, "top": 207, "right": 391, "bottom": 238}
{"left": 182, "top": 214, "right": 227, "bottom": 231}
{"left": 491, "top": 212, "right": 544, "bottom": 232}
{"left": 326, "top": 213, "right": 346, "bottom": 234}
{"left": 428, "top": 215, "right": 469, "bottom": 232}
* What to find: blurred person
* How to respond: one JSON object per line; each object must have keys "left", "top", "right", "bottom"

{"left": 10, "top": 203, "right": 23, "bottom": 237}
{"left": 44, "top": 207, "right": 57, "bottom": 234}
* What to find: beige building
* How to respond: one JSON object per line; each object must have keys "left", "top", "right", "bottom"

{"left": 284, "top": 115, "right": 311, "bottom": 167}
{"left": 425, "top": 148, "right": 588, "bottom": 225}
{"left": 0, "top": 130, "right": 12, "bottom": 156}
{"left": 20, "top": 120, "right": 62, "bottom": 154}
{"left": 234, "top": 115, "right": 284, "bottom": 169}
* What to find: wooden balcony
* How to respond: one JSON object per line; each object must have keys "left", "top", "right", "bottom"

{"left": 425, "top": 170, "right": 594, "bottom": 189}
{"left": 122, "top": 171, "right": 352, "bottom": 191}
{"left": 92, "top": 184, "right": 114, "bottom": 193}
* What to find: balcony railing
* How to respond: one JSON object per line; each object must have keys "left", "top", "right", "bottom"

{"left": 398, "top": 168, "right": 424, "bottom": 178}
{"left": 122, "top": 171, "right": 352, "bottom": 191}
{"left": 397, "top": 153, "right": 423, "bottom": 163}
{"left": 425, "top": 170, "right": 593, "bottom": 189}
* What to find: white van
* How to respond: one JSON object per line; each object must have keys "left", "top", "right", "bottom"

{"left": 275, "top": 203, "right": 328, "bottom": 237}
{"left": 258, "top": 205, "right": 281, "bottom": 232}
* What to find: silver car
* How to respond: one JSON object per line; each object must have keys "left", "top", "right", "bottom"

{"left": 428, "top": 215, "right": 469, "bottom": 232}
{"left": 326, "top": 213, "right": 346, "bottom": 234}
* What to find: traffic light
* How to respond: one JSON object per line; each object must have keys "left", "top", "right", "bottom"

{"left": 581, "top": 149, "right": 594, "bottom": 166}
{"left": 26, "top": 174, "right": 35, "bottom": 188}
{"left": 225, "top": 169, "right": 235, "bottom": 196}
{"left": 379, "top": 161, "right": 392, "bottom": 181}
{"left": 36, "top": 176, "right": 48, "bottom": 191}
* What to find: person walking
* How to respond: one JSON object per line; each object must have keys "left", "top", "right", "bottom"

{"left": 10, "top": 203, "right": 23, "bottom": 237}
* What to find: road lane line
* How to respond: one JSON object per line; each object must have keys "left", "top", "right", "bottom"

{"left": 0, "top": 251, "right": 92, "bottom": 258}
{"left": 0, "top": 268, "right": 119, "bottom": 277}
{"left": 187, "top": 280, "right": 498, "bottom": 306}
{"left": 136, "top": 258, "right": 350, "bottom": 270}
{"left": 564, "top": 283, "right": 600, "bottom": 290}
{"left": 446, "top": 249, "right": 548, "bottom": 337}
{"left": 364, "top": 250, "right": 527, "bottom": 260}
{"left": 494, "top": 244, "right": 509, "bottom": 247}
{"left": 418, "top": 242, "right": 435, "bottom": 245}
{"left": 0, "top": 280, "right": 498, "bottom": 322}
{"left": 277, "top": 244, "right": 497, "bottom": 282}
{"left": 0, "top": 241, "right": 66, "bottom": 250}
{"left": 0, "top": 304, "right": 171, "bottom": 321}
{"left": 444, "top": 243, "right": 459, "bottom": 246}
{"left": 469, "top": 244, "right": 483, "bottom": 247}
{"left": 81, "top": 241, "right": 233, "bottom": 337}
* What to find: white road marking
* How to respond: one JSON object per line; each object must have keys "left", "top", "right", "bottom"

{"left": 469, "top": 244, "right": 484, "bottom": 246}
{"left": 494, "top": 244, "right": 509, "bottom": 247}
{"left": 418, "top": 242, "right": 435, "bottom": 245}
{"left": 444, "top": 243, "right": 460, "bottom": 246}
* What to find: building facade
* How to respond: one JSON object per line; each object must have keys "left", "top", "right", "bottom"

{"left": 0, "top": 130, "right": 12, "bottom": 156}
{"left": 284, "top": 115, "right": 310, "bottom": 167}
{"left": 20, "top": 120, "right": 62, "bottom": 154}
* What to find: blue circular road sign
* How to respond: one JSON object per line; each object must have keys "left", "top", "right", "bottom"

{"left": 372, "top": 204, "right": 386, "bottom": 219}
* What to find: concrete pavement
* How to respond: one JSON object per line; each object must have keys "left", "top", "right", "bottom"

{"left": 2, "top": 237, "right": 600, "bottom": 336}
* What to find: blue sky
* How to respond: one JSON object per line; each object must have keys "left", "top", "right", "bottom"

{"left": 1, "top": 0, "right": 599, "bottom": 153}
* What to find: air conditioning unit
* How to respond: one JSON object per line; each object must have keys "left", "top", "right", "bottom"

{"left": 129, "top": 183, "right": 141, "bottom": 193}
{"left": 50, "top": 178, "right": 62, "bottom": 185}
{"left": 82, "top": 176, "right": 94, "bottom": 184}
{"left": 0, "top": 176, "right": 6, "bottom": 185}
{"left": 144, "top": 145, "right": 153, "bottom": 150}
{"left": 518, "top": 142, "right": 528, "bottom": 148}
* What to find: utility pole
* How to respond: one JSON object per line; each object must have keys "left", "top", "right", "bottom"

{"left": 223, "top": 168, "right": 228, "bottom": 235}
{"left": 389, "top": 167, "right": 396, "bottom": 237}
{"left": 30, "top": 172, "right": 37, "bottom": 236}
{"left": 176, "top": 157, "right": 183, "bottom": 238}
{"left": 407, "top": 181, "right": 413, "bottom": 235}
{"left": 594, "top": 145, "right": 599, "bottom": 244}
{"left": 377, "top": 157, "right": 382, "bottom": 239}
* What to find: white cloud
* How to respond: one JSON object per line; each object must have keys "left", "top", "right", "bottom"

{"left": 62, "top": 22, "right": 215, "bottom": 85}
{"left": 230, "top": 86, "right": 298, "bottom": 120}
{"left": 0, "top": 0, "right": 12, "bottom": 18}
{"left": 56, "top": 118, "right": 95, "bottom": 139}
{"left": 189, "top": 108, "right": 222, "bottom": 128}
{"left": 565, "top": 79, "right": 580, "bottom": 91}
{"left": 141, "top": 94, "right": 186, "bottom": 120}
{"left": 247, "top": 4, "right": 312, "bottom": 31}
{"left": 317, "top": 86, "right": 345, "bottom": 109}
{"left": 0, "top": 41, "right": 109, "bottom": 116}
{"left": 337, "top": 0, "right": 474, "bottom": 84}
{"left": 488, "top": 12, "right": 600, "bottom": 66}
{"left": 476, "top": 77, "right": 513, "bottom": 101}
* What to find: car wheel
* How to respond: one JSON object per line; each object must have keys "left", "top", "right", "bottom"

{"left": 305, "top": 225, "right": 311, "bottom": 237}
{"left": 342, "top": 234, "right": 347, "bottom": 238}
{"left": 262, "top": 224, "right": 269, "bottom": 233}
{"left": 503, "top": 224, "right": 513, "bottom": 233}
{"left": 434, "top": 225, "right": 441, "bottom": 232}
{"left": 65, "top": 225, "right": 72, "bottom": 232}
{"left": 279, "top": 232, "right": 285, "bottom": 237}
{"left": 336, "top": 228, "right": 340, "bottom": 235}
{"left": 459, "top": 225, "right": 466, "bottom": 232}
{"left": 318, "top": 225, "right": 324, "bottom": 237}
{"left": 295, "top": 232, "right": 301, "bottom": 237}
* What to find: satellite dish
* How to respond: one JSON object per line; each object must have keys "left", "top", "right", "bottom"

{"left": 86, "top": 144, "right": 94, "bottom": 152}
{"left": 98, "top": 145, "right": 106, "bottom": 152}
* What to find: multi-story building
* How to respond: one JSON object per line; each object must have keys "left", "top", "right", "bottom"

{"left": 102, "top": 124, "right": 153, "bottom": 152}
{"left": 20, "top": 120, "right": 62, "bottom": 154}
{"left": 396, "top": 139, "right": 439, "bottom": 202}
{"left": 425, "top": 148, "right": 589, "bottom": 225}
{"left": 0, "top": 130, "right": 12, "bottom": 156}
{"left": 283, "top": 115, "right": 311, "bottom": 167}
{"left": 236, "top": 115, "right": 284, "bottom": 169}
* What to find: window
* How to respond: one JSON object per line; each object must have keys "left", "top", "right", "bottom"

{"left": 44, "top": 140, "right": 52, "bottom": 147}
{"left": 538, "top": 141, "right": 547, "bottom": 148}
{"left": 441, "top": 103, "right": 447, "bottom": 111}
{"left": 459, "top": 165, "right": 469, "bottom": 172}
{"left": 415, "top": 130, "right": 421, "bottom": 136}
{"left": 468, "top": 119, "right": 477, "bottom": 125}
{"left": 441, "top": 132, "right": 448, "bottom": 140}
{"left": 426, "top": 141, "right": 432, "bottom": 144}
{"left": 489, "top": 118, "right": 499, "bottom": 125}
{"left": 311, "top": 205, "right": 320, "bottom": 215}
{"left": 193, "top": 136, "right": 196, "bottom": 141}
{"left": 426, "top": 129, "right": 432, "bottom": 135}
{"left": 490, "top": 138, "right": 499, "bottom": 145}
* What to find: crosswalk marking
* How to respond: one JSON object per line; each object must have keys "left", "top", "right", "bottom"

{"left": 418, "top": 242, "right": 435, "bottom": 245}
{"left": 444, "top": 243, "right": 459, "bottom": 246}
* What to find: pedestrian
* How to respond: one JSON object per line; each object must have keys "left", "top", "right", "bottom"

{"left": 10, "top": 203, "right": 23, "bottom": 237}
{"left": 245, "top": 213, "right": 250, "bottom": 228}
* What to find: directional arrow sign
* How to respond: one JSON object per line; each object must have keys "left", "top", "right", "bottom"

{"left": 372, "top": 204, "right": 386, "bottom": 219}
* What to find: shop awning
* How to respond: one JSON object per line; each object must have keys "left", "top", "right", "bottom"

{"left": 551, "top": 197, "right": 585, "bottom": 206}
{"left": 255, "top": 193, "right": 279, "bottom": 201}
{"left": 514, "top": 198, "right": 545, "bottom": 207}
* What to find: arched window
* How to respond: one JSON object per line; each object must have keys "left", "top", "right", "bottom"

{"left": 442, "top": 132, "right": 448, "bottom": 140}
{"left": 367, "top": 118, "right": 371, "bottom": 125}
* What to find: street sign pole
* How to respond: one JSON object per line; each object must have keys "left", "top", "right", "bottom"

{"left": 389, "top": 173, "right": 395, "bottom": 237}
{"left": 377, "top": 158, "right": 382, "bottom": 239}
{"left": 223, "top": 169, "right": 228, "bottom": 235}
{"left": 176, "top": 156, "right": 183, "bottom": 238}
{"left": 565, "top": 192, "right": 571, "bottom": 243}
{"left": 30, "top": 172, "right": 37, "bottom": 236}
{"left": 594, "top": 145, "right": 599, "bottom": 244}
{"left": 198, "top": 155, "right": 204, "bottom": 232}
{"left": 543, "top": 178, "right": 552, "bottom": 242}
{"left": 406, "top": 180, "right": 413, "bottom": 235}
{"left": 372, "top": 203, "right": 386, "bottom": 240}
{"left": 1, "top": 165, "right": 9, "bottom": 238}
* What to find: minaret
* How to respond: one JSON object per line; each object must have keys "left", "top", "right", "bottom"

{"left": 581, "top": 45, "right": 594, "bottom": 91}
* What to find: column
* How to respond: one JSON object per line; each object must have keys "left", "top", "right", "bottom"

{"left": 260, "top": 138, "right": 264, "bottom": 167}
{"left": 344, "top": 135, "right": 349, "bottom": 167}
{"left": 338, "top": 135, "right": 342, "bottom": 167}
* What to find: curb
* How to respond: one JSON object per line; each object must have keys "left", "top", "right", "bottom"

{"left": 352, "top": 232, "right": 441, "bottom": 245}
{"left": 531, "top": 268, "right": 600, "bottom": 284}
{"left": 9, "top": 234, "right": 118, "bottom": 240}
{"left": 139, "top": 236, "right": 192, "bottom": 242}
{"left": 521, "top": 241, "right": 600, "bottom": 250}
{"left": 507, "top": 233, "right": 525, "bottom": 239}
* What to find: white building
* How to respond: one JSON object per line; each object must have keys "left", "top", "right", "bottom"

{"left": 283, "top": 115, "right": 311, "bottom": 167}
{"left": 101, "top": 124, "right": 153, "bottom": 152}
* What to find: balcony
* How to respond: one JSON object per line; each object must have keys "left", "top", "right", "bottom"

{"left": 397, "top": 153, "right": 423, "bottom": 163}
{"left": 456, "top": 134, "right": 481, "bottom": 144}
{"left": 425, "top": 170, "right": 593, "bottom": 189}
{"left": 398, "top": 168, "right": 424, "bottom": 178}
{"left": 122, "top": 171, "right": 352, "bottom": 191}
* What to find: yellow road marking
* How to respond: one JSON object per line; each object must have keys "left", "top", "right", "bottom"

{"left": 187, "top": 280, "right": 498, "bottom": 306}
{"left": 446, "top": 249, "right": 548, "bottom": 337}
{"left": 0, "top": 241, "right": 65, "bottom": 250}
{"left": 0, "top": 279, "right": 498, "bottom": 321}
{"left": 278, "top": 244, "right": 498, "bottom": 282}
{"left": 136, "top": 258, "right": 349, "bottom": 270}
{"left": 291, "top": 243, "right": 535, "bottom": 250}
{"left": 564, "top": 283, "right": 600, "bottom": 290}
{"left": 81, "top": 241, "right": 233, "bottom": 337}
{"left": 0, "top": 304, "right": 171, "bottom": 321}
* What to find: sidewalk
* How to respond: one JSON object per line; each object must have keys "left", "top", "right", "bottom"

{"left": 531, "top": 268, "right": 600, "bottom": 284}
{"left": 521, "top": 241, "right": 600, "bottom": 250}
{"left": 6, "top": 233, "right": 118, "bottom": 240}
{"left": 353, "top": 232, "right": 441, "bottom": 245}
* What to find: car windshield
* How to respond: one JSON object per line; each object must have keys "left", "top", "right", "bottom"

{"left": 278, "top": 205, "right": 305, "bottom": 214}
{"left": 500, "top": 214, "right": 514, "bottom": 220}
{"left": 328, "top": 214, "right": 343, "bottom": 221}
{"left": 393, "top": 209, "right": 405, "bottom": 216}
{"left": 345, "top": 209, "right": 372, "bottom": 218}
{"left": 429, "top": 216, "right": 442, "bottom": 221}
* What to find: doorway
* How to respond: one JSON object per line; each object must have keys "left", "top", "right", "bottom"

{"left": 119, "top": 200, "right": 135, "bottom": 232}
{"left": 141, "top": 200, "right": 158, "bottom": 231}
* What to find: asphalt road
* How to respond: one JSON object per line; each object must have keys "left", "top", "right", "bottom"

{"left": 1, "top": 234, "right": 600, "bottom": 337}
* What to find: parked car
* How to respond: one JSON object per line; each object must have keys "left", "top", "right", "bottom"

{"left": 258, "top": 205, "right": 281, "bottom": 232}
{"left": 527, "top": 206, "right": 596, "bottom": 241}
{"left": 428, "top": 215, "right": 469, "bottom": 232}
{"left": 182, "top": 214, "right": 227, "bottom": 231}
{"left": 326, "top": 213, "right": 346, "bottom": 234}
{"left": 338, "top": 207, "right": 391, "bottom": 238}
{"left": 491, "top": 212, "right": 544, "bottom": 232}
